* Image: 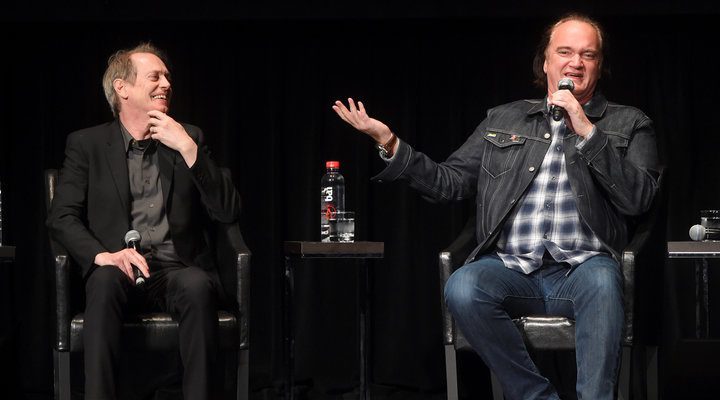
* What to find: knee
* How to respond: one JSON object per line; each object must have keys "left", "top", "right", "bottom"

{"left": 444, "top": 267, "right": 489, "bottom": 314}
{"left": 176, "top": 271, "right": 216, "bottom": 306}
{"left": 85, "top": 267, "right": 128, "bottom": 302}
{"left": 576, "top": 259, "right": 623, "bottom": 301}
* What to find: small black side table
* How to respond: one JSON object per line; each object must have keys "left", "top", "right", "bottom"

{"left": 667, "top": 241, "right": 720, "bottom": 338}
{"left": 283, "top": 241, "right": 384, "bottom": 400}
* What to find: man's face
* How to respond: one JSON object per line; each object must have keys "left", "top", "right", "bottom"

{"left": 122, "top": 52, "right": 172, "bottom": 116}
{"left": 543, "top": 20, "right": 601, "bottom": 104}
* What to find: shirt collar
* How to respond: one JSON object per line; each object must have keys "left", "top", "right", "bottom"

{"left": 120, "top": 122, "right": 157, "bottom": 153}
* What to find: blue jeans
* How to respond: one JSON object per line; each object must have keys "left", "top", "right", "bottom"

{"left": 444, "top": 254, "right": 623, "bottom": 400}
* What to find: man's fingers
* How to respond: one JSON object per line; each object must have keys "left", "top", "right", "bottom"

{"left": 119, "top": 261, "right": 134, "bottom": 281}
{"left": 334, "top": 100, "right": 350, "bottom": 113}
{"left": 348, "top": 97, "right": 357, "bottom": 113}
{"left": 127, "top": 249, "right": 150, "bottom": 277}
{"left": 147, "top": 110, "right": 166, "bottom": 120}
{"left": 333, "top": 106, "right": 351, "bottom": 124}
{"left": 332, "top": 101, "right": 350, "bottom": 117}
{"left": 135, "top": 257, "right": 150, "bottom": 277}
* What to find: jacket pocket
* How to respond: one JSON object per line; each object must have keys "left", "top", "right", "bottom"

{"left": 481, "top": 130, "right": 527, "bottom": 178}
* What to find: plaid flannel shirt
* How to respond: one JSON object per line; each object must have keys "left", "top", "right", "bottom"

{"left": 495, "top": 117, "right": 604, "bottom": 274}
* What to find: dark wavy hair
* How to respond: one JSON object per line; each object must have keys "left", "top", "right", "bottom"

{"left": 532, "top": 13, "right": 610, "bottom": 89}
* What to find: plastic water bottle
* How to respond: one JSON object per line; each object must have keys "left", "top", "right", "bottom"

{"left": 320, "top": 161, "right": 345, "bottom": 242}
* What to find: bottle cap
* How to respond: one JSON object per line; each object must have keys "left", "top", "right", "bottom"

{"left": 326, "top": 161, "right": 340, "bottom": 169}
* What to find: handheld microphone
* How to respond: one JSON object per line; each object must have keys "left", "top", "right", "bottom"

{"left": 123, "top": 230, "right": 146, "bottom": 286}
{"left": 551, "top": 78, "right": 575, "bottom": 121}
{"left": 689, "top": 224, "right": 707, "bottom": 241}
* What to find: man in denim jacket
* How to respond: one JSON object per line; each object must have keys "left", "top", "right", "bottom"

{"left": 333, "top": 13, "right": 659, "bottom": 400}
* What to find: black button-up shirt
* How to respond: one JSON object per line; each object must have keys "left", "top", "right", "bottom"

{"left": 121, "top": 125, "right": 180, "bottom": 263}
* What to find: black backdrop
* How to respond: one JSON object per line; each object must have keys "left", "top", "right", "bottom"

{"left": 2, "top": 1, "right": 720, "bottom": 399}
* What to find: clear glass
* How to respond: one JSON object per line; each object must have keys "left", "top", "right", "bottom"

{"left": 700, "top": 209, "right": 720, "bottom": 240}
{"left": 328, "top": 211, "right": 355, "bottom": 243}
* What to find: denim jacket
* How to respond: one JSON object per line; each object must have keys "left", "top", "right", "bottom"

{"left": 373, "top": 93, "right": 660, "bottom": 263}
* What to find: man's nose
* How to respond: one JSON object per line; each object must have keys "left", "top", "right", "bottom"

{"left": 569, "top": 54, "right": 583, "bottom": 68}
{"left": 160, "top": 75, "right": 171, "bottom": 88}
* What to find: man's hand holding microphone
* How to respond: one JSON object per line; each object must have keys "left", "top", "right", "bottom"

{"left": 92, "top": 230, "right": 149, "bottom": 286}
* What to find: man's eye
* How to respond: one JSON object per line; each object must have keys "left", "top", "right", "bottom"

{"left": 558, "top": 50, "right": 571, "bottom": 56}
{"left": 583, "top": 53, "right": 597, "bottom": 60}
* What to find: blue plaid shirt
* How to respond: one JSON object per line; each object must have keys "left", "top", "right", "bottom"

{"left": 495, "top": 117, "right": 605, "bottom": 274}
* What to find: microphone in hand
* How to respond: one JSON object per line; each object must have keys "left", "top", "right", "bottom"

{"left": 124, "top": 230, "right": 146, "bottom": 286}
{"left": 551, "top": 78, "right": 575, "bottom": 121}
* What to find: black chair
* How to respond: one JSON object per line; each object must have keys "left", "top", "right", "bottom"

{"left": 440, "top": 169, "right": 666, "bottom": 400}
{"left": 44, "top": 169, "right": 251, "bottom": 400}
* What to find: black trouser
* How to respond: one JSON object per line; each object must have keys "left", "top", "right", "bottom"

{"left": 83, "top": 263, "right": 219, "bottom": 400}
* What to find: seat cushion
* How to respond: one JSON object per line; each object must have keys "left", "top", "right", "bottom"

{"left": 514, "top": 316, "right": 575, "bottom": 351}
{"left": 455, "top": 315, "right": 576, "bottom": 352}
{"left": 69, "top": 311, "right": 238, "bottom": 352}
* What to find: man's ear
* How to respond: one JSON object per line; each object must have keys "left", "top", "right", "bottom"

{"left": 113, "top": 79, "right": 128, "bottom": 100}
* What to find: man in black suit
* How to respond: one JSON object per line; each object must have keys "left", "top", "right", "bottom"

{"left": 47, "top": 42, "right": 241, "bottom": 400}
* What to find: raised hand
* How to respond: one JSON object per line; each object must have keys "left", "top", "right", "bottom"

{"left": 332, "top": 98, "right": 393, "bottom": 144}
{"left": 147, "top": 110, "right": 198, "bottom": 166}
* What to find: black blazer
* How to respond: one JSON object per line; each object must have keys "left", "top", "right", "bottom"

{"left": 47, "top": 120, "right": 241, "bottom": 279}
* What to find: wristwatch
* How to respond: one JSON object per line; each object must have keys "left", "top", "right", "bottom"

{"left": 375, "top": 133, "right": 398, "bottom": 158}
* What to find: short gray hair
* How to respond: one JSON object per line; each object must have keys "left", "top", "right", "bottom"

{"left": 101, "top": 42, "right": 169, "bottom": 117}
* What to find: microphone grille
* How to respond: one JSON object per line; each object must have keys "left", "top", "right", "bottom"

{"left": 689, "top": 224, "right": 707, "bottom": 241}
{"left": 124, "top": 229, "right": 141, "bottom": 245}
{"left": 558, "top": 78, "right": 575, "bottom": 91}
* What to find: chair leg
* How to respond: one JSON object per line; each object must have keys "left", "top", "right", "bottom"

{"left": 646, "top": 345, "right": 658, "bottom": 400}
{"left": 237, "top": 348, "right": 249, "bottom": 400}
{"left": 54, "top": 349, "right": 71, "bottom": 400}
{"left": 444, "top": 344, "right": 459, "bottom": 400}
{"left": 618, "top": 346, "right": 631, "bottom": 400}
{"left": 490, "top": 372, "right": 504, "bottom": 400}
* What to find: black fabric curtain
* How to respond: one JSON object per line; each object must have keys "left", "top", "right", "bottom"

{"left": 1, "top": 7, "right": 720, "bottom": 399}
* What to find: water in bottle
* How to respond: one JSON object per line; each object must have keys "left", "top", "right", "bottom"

{"left": 320, "top": 161, "right": 345, "bottom": 242}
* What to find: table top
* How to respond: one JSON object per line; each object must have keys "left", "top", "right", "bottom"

{"left": 668, "top": 241, "right": 720, "bottom": 258}
{"left": 0, "top": 246, "right": 15, "bottom": 259}
{"left": 284, "top": 241, "right": 384, "bottom": 259}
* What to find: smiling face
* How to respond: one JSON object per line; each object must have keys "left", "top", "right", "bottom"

{"left": 543, "top": 20, "right": 602, "bottom": 104}
{"left": 117, "top": 52, "right": 172, "bottom": 118}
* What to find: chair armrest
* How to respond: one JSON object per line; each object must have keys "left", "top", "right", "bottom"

{"left": 51, "top": 240, "right": 71, "bottom": 352}
{"left": 215, "top": 222, "right": 251, "bottom": 350}
{"left": 439, "top": 217, "right": 477, "bottom": 345}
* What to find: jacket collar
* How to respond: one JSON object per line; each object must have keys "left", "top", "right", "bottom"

{"left": 105, "top": 121, "right": 130, "bottom": 213}
{"left": 527, "top": 92, "right": 608, "bottom": 119}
